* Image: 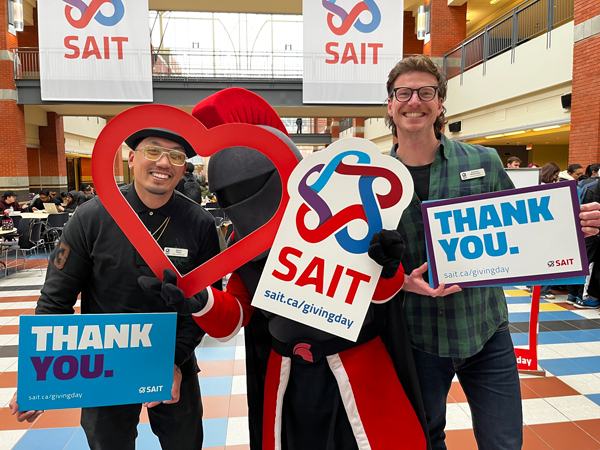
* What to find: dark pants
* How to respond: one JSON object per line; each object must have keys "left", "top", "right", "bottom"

{"left": 281, "top": 357, "right": 358, "bottom": 450}
{"left": 567, "top": 284, "right": 584, "bottom": 299}
{"left": 81, "top": 371, "right": 203, "bottom": 450}
{"left": 412, "top": 323, "right": 522, "bottom": 450}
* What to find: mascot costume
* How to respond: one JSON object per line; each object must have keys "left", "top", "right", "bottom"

{"left": 140, "top": 88, "right": 429, "bottom": 450}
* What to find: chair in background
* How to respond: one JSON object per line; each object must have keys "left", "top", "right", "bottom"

{"left": 2, "top": 215, "right": 22, "bottom": 241}
{"left": 43, "top": 212, "right": 69, "bottom": 254}
{"left": 2, "top": 221, "right": 44, "bottom": 276}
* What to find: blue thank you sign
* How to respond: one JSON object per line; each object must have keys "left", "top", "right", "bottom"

{"left": 17, "top": 313, "right": 177, "bottom": 411}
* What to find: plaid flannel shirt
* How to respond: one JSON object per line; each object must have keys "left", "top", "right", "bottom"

{"left": 390, "top": 134, "right": 515, "bottom": 358}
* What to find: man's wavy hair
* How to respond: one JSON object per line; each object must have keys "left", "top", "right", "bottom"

{"left": 385, "top": 55, "right": 448, "bottom": 140}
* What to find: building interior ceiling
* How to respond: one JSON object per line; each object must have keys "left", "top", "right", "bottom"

{"left": 25, "top": 0, "right": 525, "bottom": 37}
{"left": 21, "top": 0, "right": 564, "bottom": 145}
{"left": 464, "top": 126, "right": 570, "bottom": 147}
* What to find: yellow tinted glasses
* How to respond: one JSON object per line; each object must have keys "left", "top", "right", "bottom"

{"left": 136, "top": 145, "right": 187, "bottom": 166}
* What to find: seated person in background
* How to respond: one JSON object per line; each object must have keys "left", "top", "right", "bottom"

{"left": 59, "top": 192, "right": 68, "bottom": 206}
{"left": 0, "top": 191, "right": 28, "bottom": 214}
{"left": 79, "top": 184, "right": 95, "bottom": 203}
{"left": 83, "top": 184, "right": 95, "bottom": 197}
{"left": 63, "top": 191, "right": 80, "bottom": 213}
{"left": 29, "top": 189, "right": 64, "bottom": 212}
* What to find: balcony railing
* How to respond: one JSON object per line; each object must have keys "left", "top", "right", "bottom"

{"left": 12, "top": 48, "right": 304, "bottom": 80}
{"left": 443, "top": 0, "right": 574, "bottom": 80}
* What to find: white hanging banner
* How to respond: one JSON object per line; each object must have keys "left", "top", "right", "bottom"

{"left": 302, "top": 0, "right": 404, "bottom": 104}
{"left": 37, "top": 0, "right": 152, "bottom": 102}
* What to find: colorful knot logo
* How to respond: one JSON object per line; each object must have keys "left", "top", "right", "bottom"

{"left": 63, "top": 0, "right": 125, "bottom": 29}
{"left": 322, "top": 0, "right": 381, "bottom": 36}
{"left": 297, "top": 151, "right": 403, "bottom": 255}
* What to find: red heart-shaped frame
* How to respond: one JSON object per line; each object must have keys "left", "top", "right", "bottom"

{"left": 92, "top": 104, "right": 298, "bottom": 297}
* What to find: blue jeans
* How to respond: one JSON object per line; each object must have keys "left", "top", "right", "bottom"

{"left": 412, "top": 323, "right": 522, "bottom": 450}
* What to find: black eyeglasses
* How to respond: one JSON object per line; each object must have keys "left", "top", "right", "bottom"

{"left": 390, "top": 86, "right": 438, "bottom": 102}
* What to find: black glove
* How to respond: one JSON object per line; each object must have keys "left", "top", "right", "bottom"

{"left": 368, "top": 229, "right": 405, "bottom": 279}
{"left": 138, "top": 268, "right": 208, "bottom": 316}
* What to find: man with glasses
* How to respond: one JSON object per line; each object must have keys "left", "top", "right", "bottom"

{"left": 383, "top": 55, "right": 600, "bottom": 450}
{"left": 29, "top": 189, "right": 64, "bottom": 212}
{"left": 11, "top": 128, "right": 221, "bottom": 450}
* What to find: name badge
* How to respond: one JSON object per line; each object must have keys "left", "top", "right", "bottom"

{"left": 164, "top": 247, "right": 188, "bottom": 258}
{"left": 460, "top": 168, "right": 486, "bottom": 181}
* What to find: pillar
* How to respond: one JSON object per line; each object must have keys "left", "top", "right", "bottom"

{"left": 38, "top": 112, "right": 68, "bottom": 193}
{"left": 106, "top": 117, "right": 125, "bottom": 185}
{"left": 568, "top": 0, "right": 600, "bottom": 166}
{"left": 0, "top": 0, "right": 28, "bottom": 200}
{"left": 331, "top": 118, "right": 341, "bottom": 142}
{"left": 423, "top": 0, "right": 467, "bottom": 67}
{"left": 352, "top": 118, "right": 365, "bottom": 138}
{"left": 403, "top": 12, "right": 423, "bottom": 56}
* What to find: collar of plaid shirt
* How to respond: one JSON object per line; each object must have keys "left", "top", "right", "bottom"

{"left": 389, "top": 134, "right": 514, "bottom": 358}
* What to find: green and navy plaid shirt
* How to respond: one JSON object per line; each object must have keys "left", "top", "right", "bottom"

{"left": 390, "top": 134, "right": 514, "bottom": 358}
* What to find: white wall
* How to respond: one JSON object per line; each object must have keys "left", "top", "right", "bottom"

{"left": 446, "top": 83, "right": 572, "bottom": 139}
{"left": 445, "top": 22, "right": 574, "bottom": 117}
{"left": 63, "top": 117, "right": 107, "bottom": 139}
{"left": 364, "top": 117, "right": 393, "bottom": 152}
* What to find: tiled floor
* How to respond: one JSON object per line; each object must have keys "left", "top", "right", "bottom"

{"left": 2, "top": 260, "right": 600, "bottom": 449}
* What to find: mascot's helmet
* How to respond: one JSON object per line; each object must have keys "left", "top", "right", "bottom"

{"left": 192, "top": 88, "right": 302, "bottom": 251}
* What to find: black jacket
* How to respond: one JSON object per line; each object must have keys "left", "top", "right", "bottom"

{"left": 175, "top": 173, "right": 198, "bottom": 194}
{"left": 37, "top": 183, "right": 222, "bottom": 375}
{"left": 29, "top": 196, "right": 61, "bottom": 212}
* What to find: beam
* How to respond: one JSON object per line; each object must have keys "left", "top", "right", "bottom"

{"left": 15, "top": 79, "right": 388, "bottom": 119}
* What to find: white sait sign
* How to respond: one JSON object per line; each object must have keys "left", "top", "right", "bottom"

{"left": 37, "top": 0, "right": 152, "bottom": 102}
{"left": 252, "top": 138, "right": 413, "bottom": 341}
{"left": 422, "top": 182, "right": 588, "bottom": 289}
{"left": 303, "top": 0, "right": 404, "bottom": 104}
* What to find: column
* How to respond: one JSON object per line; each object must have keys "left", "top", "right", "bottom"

{"left": 0, "top": 0, "right": 28, "bottom": 200}
{"left": 403, "top": 12, "right": 423, "bottom": 56}
{"left": 423, "top": 0, "right": 467, "bottom": 67}
{"left": 569, "top": 0, "right": 600, "bottom": 166}
{"left": 38, "top": 112, "right": 68, "bottom": 193}
{"left": 352, "top": 118, "right": 365, "bottom": 138}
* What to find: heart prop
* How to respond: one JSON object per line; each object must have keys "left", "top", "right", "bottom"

{"left": 92, "top": 104, "right": 298, "bottom": 297}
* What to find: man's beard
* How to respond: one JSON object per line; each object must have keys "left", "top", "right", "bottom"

{"left": 144, "top": 185, "right": 169, "bottom": 196}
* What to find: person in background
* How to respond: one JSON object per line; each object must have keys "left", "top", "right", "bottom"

{"left": 540, "top": 162, "right": 560, "bottom": 184}
{"left": 0, "top": 191, "right": 28, "bottom": 214}
{"left": 527, "top": 162, "right": 539, "bottom": 168}
{"left": 59, "top": 192, "right": 68, "bottom": 205}
{"left": 63, "top": 191, "right": 80, "bottom": 213}
{"left": 199, "top": 181, "right": 213, "bottom": 201}
{"left": 83, "top": 184, "right": 95, "bottom": 197}
{"left": 29, "top": 189, "right": 64, "bottom": 212}
{"left": 559, "top": 163, "right": 584, "bottom": 182}
{"left": 506, "top": 156, "right": 521, "bottom": 168}
{"left": 175, "top": 162, "right": 198, "bottom": 194}
{"left": 579, "top": 164, "right": 600, "bottom": 190}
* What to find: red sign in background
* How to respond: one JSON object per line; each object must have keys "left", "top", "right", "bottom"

{"left": 514, "top": 285, "right": 541, "bottom": 373}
